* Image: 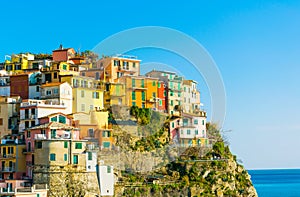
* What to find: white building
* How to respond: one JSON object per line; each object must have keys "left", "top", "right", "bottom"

{"left": 98, "top": 164, "right": 114, "bottom": 196}
{"left": 182, "top": 80, "right": 201, "bottom": 114}
{"left": 19, "top": 99, "right": 71, "bottom": 132}
{"left": 40, "top": 82, "right": 72, "bottom": 114}
{"left": 178, "top": 112, "right": 207, "bottom": 147}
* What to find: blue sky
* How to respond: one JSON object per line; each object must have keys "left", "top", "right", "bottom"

{"left": 1, "top": 0, "right": 300, "bottom": 169}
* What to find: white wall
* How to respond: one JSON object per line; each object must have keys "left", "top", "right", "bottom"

{"left": 99, "top": 165, "right": 114, "bottom": 196}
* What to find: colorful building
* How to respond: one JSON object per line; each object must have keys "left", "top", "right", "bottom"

{"left": 103, "top": 82, "right": 126, "bottom": 109}
{"left": 52, "top": 45, "right": 76, "bottom": 62}
{"left": 0, "top": 139, "right": 26, "bottom": 181}
{"left": 146, "top": 70, "right": 183, "bottom": 115}
{"left": 40, "top": 82, "right": 73, "bottom": 114}
{"left": 0, "top": 96, "right": 21, "bottom": 137}
{"left": 4, "top": 53, "right": 34, "bottom": 74}
{"left": 19, "top": 99, "right": 71, "bottom": 133}
{"left": 182, "top": 80, "right": 201, "bottom": 114}
{"left": 60, "top": 75, "right": 104, "bottom": 113}
{"left": 178, "top": 112, "right": 207, "bottom": 147}
{"left": 97, "top": 55, "right": 141, "bottom": 83}
{"left": 119, "top": 75, "right": 159, "bottom": 109}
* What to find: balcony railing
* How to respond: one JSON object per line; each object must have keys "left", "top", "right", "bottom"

{"left": 0, "top": 154, "right": 16, "bottom": 159}
{"left": 35, "top": 134, "right": 47, "bottom": 140}
{"left": 0, "top": 167, "right": 15, "bottom": 172}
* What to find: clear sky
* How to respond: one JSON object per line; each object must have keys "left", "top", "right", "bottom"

{"left": 1, "top": 0, "right": 300, "bottom": 169}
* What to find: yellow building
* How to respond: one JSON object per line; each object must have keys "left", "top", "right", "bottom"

{"left": 41, "top": 61, "right": 79, "bottom": 83}
{"left": 34, "top": 139, "right": 87, "bottom": 167}
{"left": 0, "top": 96, "right": 21, "bottom": 138}
{"left": 0, "top": 139, "right": 26, "bottom": 180}
{"left": 103, "top": 82, "right": 126, "bottom": 109}
{"left": 4, "top": 53, "right": 34, "bottom": 74}
{"left": 60, "top": 75, "right": 104, "bottom": 113}
{"left": 119, "top": 76, "right": 158, "bottom": 109}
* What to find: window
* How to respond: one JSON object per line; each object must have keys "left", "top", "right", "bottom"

{"left": 132, "top": 92, "right": 136, "bottom": 100}
{"left": 81, "top": 104, "right": 85, "bottom": 111}
{"left": 75, "top": 143, "right": 82, "bottom": 149}
{"left": 163, "top": 90, "right": 167, "bottom": 97}
{"left": 59, "top": 115, "right": 66, "bottom": 124}
{"left": 195, "top": 130, "right": 198, "bottom": 135}
{"left": 31, "top": 120, "right": 35, "bottom": 127}
{"left": 50, "top": 153, "right": 56, "bottom": 161}
{"left": 73, "top": 155, "right": 78, "bottom": 164}
{"left": 152, "top": 92, "right": 156, "bottom": 98}
{"left": 158, "top": 82, "right": 161, "bottom": 88}
{"left": 114, "top": 60, "right": 120, "bottom": 66}
{"left": 36, "top": 141, "right": 42, "bottom": 149}
{"left": 81, "top": 90, "right": 85, "bottom": 97}
{"left": 142, "top": 102, "right": 145, "bottom": 108}
{"left": 187, "top": 130, "right": 191, "bottom": 135}
{"left": 170, "top": 100, "right": 173, "bottom": 106}
{"left": 141, "top": 91, "right": 145, "bottom": 101}
{"left": 132, "top": 102, "right": 136, "bottom": 106}
{"left": 159, "top": 100, "right": 162, "bottom": 106}
{"left": 172, "top": 122, "right": 174, "bottom": 128}
{"left": 36, "top": 86, "right": 40, "bottom": 92}
{"left": 0, "top": 118, "right": 3, "bottom": 126}
{"left": 46, "top": 90, "right": 51, "bottom": 95}
{"left": 194, "top": 119, "right": 198, "bottom": 125}
{"left": 50, "top": 116, "right": 57, "bottom": 122}
{"left": 170, "top": 90, "right": 174, "bottom": 96}
{"left": 103, "top": 142, "right": 110, "bottom": 148}
{"left": 25, "top": 121, "right": 29, "bottom": 129}
{"left": 184, "top": 87, "right": 186, "bottom": 92}
{"left": 8, "top": 147, "right": 14, "bottom": 154}
{"left": 141, "top": 79, "right": 144, "bottom": 88}
{"left": 178, "top": 83, "right": 181, "bottom": 90}
{"left": 202, "top": 120, "right": 205, "bottom": 125}
{"left": 64, "top": 141, "right": 68, "bottom": 148}
{"left": 50, "top": 129, "right": 56, "bottom": 139}
{"left": 132, "top": 79, "right": 135, "bottom": 87}
{"left": 88, "top": 152, "right": 92, "bottom": 161}
{"left": 107, "top": 166, "right": 111, "bottom": 173}
{"left": 183, "top": 119, "right": 188, "bottom": 126}
{"left": 90, "top": 105, "right": 93, "bottom": 110}
{"left": 132, "top": 62, "right": 136, "bottom": 68}
{"left": 64, "top": 154, "right": 68, "bottom": 161}
{"left": 152, "top": 81, "right": 156, "bottom": 86}
{"left": 93, "top": 92, "right": 99, "bottom": 99}
{"left": 95, "top": 72, "right": 100, "bottom": 80}
{"left": 27, "top": 131, "right": 31, "bottom": 138}
{"left": 88, "top": 129, "right": 94, "bottom": 137}
{"left": 62, "top": 64, "right": 67, "bottom": 70}
{"left": 53, "top": 72, "right": 58, "bottom": 79}
{"left": 53, "top": 88, "right": 58, "bottom": 94}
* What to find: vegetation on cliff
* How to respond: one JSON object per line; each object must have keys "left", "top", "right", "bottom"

{"left": 116, "top": 121, "right": 257, "bottom": 197}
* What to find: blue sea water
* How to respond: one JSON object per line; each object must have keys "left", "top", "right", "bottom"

{"left": 248, "top": 169, "right": 300, "bottom": 197}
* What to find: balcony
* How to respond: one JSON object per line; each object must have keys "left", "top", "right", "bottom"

{"left": 0, "top": 187, "right": 14, "bottom": 194}
{"left": 0, "top": 154, "right": 16, "bottom": 159}
{"left": 20, "top": 114, "right": 36, "bottom": 120}
{"left": 35, "top": 134, "right": 47, "bottom": 140}
{"left": 0, "top": 167, "right": 15, "bottom": 172}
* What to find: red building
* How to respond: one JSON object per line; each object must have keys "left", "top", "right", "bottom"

{"left": 52, "top": 45, "right": 75, "bottom": 62}
{"left": 10, "top": 74, "right": 29, "bottom": 99}
{"left": 157, "top": 81, "right": 167, "bottom": 113}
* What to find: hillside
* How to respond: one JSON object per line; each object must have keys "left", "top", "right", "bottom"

{"left": 112, "top": 115, "right": 258, "bottom": 197}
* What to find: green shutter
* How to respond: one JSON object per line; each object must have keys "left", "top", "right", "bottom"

{"left": 88, "top": 152, "right": 92, "bottom": 160}
{"left": 141, "top": 79, "right": 144, "bottom": 88}
{"left": 64, "top": 141, "right": 68, "bottom": 148}
{"left": 132, "top": 92, "right": 136, "bottom": 100}
{"left": 142, "top": 92, "right": 145, "bottom": 101}
{"left": 103, "top": 142, "right": 110, "bottom": 148}
{"left": 73, "top": 155, "right": 78, "bottom": 164}
{"left": 64, "top": 154, "right": 68, "bottom": 161}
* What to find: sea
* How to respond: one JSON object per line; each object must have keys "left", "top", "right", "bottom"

{"left": 248, "top": 169, "right": 300, "bottom": 197}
